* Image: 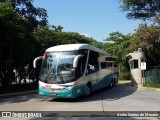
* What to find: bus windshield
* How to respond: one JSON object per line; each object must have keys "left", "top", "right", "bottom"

{"left": 39, "top": 51, "right": 77, "bottom": 84}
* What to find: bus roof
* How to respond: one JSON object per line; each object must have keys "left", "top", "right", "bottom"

{"left": 46, "top": 44, "right": 110, "bottom": 56}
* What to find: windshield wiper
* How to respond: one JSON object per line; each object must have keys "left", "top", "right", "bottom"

{"left": 56, "top": 66, "right": 65, "bottom": 84}
{"left": 44, "top": 69, "right": 54, "bottom": 83}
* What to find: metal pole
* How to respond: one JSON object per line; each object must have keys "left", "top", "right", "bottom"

{"left": 142, "top": 70, "right": 145, "bottom": 85}
{"left": 142, "top": 70, "right": 144, "bottom": 84}
{"left": 155, "top": 68, "right": 157, "bottom": 84}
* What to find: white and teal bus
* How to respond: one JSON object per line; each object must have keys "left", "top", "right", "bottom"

{"left": 33, "top": 44, "right": 118, "bottom": 98}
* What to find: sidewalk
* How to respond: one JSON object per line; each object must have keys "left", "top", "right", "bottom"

{"left": 119, "top": 80, "right": 160, "bottom": 92}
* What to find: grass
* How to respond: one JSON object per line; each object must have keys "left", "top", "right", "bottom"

{"left": 143, "top": 81, "right": 160, "bottom": 88}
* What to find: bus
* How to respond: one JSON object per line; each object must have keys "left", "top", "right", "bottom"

{"left": 33, "top": 44, "right": 118, "bottom": 98}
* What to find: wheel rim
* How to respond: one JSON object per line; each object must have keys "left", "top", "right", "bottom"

{"left": 86, "top": 86, "right": 91, "bottom": 96}
{"left": 110, "top": 82, "right": 113, "bottom": 87}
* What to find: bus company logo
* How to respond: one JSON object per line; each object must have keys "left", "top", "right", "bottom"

{"left": 2, "top": 112, "right": 11, "bottom": 117}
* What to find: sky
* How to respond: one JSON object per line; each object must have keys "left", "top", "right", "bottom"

{"left": 33, "top": 0, "right": 143, "bottom": 42}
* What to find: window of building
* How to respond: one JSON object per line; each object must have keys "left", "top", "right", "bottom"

{"left": 131, "top": 60, "right": 138, "bottom": 69}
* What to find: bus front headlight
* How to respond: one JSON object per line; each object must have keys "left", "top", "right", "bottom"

{"left": 66, "top": 85, "right": 74, "bottom": 90}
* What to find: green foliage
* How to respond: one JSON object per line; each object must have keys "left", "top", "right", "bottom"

{"left": 0, "top": 0, "right": 48, "bottom": 30}
{"left": 90, "top": 41, "right": 106, "bottom": 50}
{"left": 120, "top": 0, "right": 160, "bottom": 20}
{"left": 51, "top": 25, "right": 63, "bottom": 32}
{"left": 119, "top": 0, "right": 160, "bottom": 85}
{"left": 0, "top": 2, "right": 43, "bottom": 90}
{"left": 33, "top": 26, "right": 94, "bottom": 55}
{"left": 104, "top": 32, "right": 132, "bottom": 79}
{"left": 118, "top": 60, "right": 131, "bottom": 80}
{"left": 130, "top": 24, "right": 160, "bottom": 66}
{"left": 119, "top": 72, "right": 131, "bottom": 80}
{"left": 144, "top": 81, "right": 160, "bottom": 88}
{"left": 104, "top": 32, "right": 132, "bottom": 62}
{"left": 0, "top": 2, "right": 35, "bottom": 63}
{"left": 104, "top": 25, "right": 160, "bottom": 79}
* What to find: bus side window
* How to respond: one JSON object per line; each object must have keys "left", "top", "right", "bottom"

{"left": 108, "top": 63, "right": 112, "bottom": 67}
{"left": 87, "top": 51, "right": 99, "bottom": 75}
{"left": 101, "top": 62, "right": 107, "bottom": 69}
{"left": 114, "top": 62, "right": 117, "bottom": 67}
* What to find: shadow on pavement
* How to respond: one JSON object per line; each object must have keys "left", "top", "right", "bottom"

{"left": 0, "top": 92, "right": 40, "bottom": 104}
{"left": 49, "top": 83, "right": 137, "bottom": 103}
{"left": 0, "top": 83, "right": 137, "bottom": 104}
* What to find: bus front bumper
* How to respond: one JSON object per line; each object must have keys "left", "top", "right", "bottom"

{"left": 38, "top": 86, "right": 76, "bottom": 98}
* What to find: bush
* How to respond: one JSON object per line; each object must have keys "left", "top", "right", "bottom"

{"left": 119, "top": 72, "right": 131, "bottom": 80}
{"left": 144, "top": 81, "right": 160, "bottom": 88}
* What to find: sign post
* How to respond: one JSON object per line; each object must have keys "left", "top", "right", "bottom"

{"left": 141, "top": 62, "right": 146, "bottom": 84}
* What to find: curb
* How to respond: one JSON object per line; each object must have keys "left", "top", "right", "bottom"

{"left": 135, "top": 85, "right": 160, "bottom": 92}
{"left": 0, "top": 90, "right": 38, "bottom": 97}
{"left": 119, "top": 81, "right": 160, "bottom": 92}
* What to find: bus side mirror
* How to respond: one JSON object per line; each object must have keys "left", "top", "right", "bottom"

{"left": 33, "top": 56, "right": 42, "bottom": 68}
{"left": 73, "top": 54, "right": 84, "bottom": 68}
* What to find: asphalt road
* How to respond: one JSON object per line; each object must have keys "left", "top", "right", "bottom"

{"left": 0, "top": 83, "right": 160, "bottom": 120}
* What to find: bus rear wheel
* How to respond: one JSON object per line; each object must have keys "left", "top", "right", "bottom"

{"left": 85, "top": 84, "right": 92, "bottom": 96}
{"left": 110, "top": 80, "right": 114, "bottom": 88}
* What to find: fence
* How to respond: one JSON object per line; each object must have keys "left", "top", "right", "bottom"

{"left": 144, "top": 68, "right": 160, "bottom": 87}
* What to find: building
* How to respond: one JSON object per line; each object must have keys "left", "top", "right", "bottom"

{"left": 126, "top": 48, "right": 146, "bottom": 85}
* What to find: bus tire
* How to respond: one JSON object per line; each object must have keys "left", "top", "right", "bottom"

{"left": 110, "top": 79, "right": 114, "bottom": 88}
{"left": 85, "top": 83, "right": 92, "bottom": 96}
{"left": 113, "top": 78, "right": 116, "bottom": 85}
{"left": 114, "top": 77, "right": 118, "bottom": 84}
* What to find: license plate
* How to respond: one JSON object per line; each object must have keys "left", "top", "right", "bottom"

{"left": 51, "top": 93, "right": 56, "bottom": 96}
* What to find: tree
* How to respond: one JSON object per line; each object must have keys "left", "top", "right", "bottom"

{"left": 0, "top": 0, "right": 48, "bottom": 31}
{"left": 91, "top": 40, "right": 106, "bottom": 50}
{"left": 51, "top": 25, "right": 63, "bottom": 32}
{"left": 33, "top": 26, "right": 94, "bottom": 55}
{"left": 0, "top": 2, "right": 36, "bottom": 90}
{"left": 130, "top": 24, "right": 160, "bottom": 67}
{"left": 120, "top": 0, "right": 160, "bottom": 20}
{"left": 0, "top": 0, "right": 48, "bottom": 91}
{"left": 104, "top": 32, "right": 132, "bottom": 79}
